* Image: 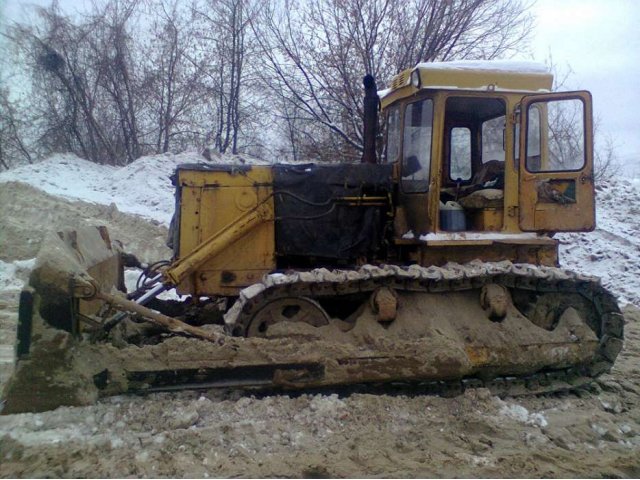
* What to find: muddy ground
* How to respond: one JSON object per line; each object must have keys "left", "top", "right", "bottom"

{"left": 0, "top": 182, "right": 639, "bottom": 478}
{"left": 0, "top": 313, "right": 639, "bottom": 478}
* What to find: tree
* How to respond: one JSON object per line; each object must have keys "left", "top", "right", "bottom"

{"left": 1, "top": 0, "right": 537, "bottom": 167}
{"left": 140, "top": 0, "right": 208, "bottom": 153}
{"left": 7, "top": 1, "right": 144, "bottom": 165}
{"left": 547, "top": 58, "right": 621, "bottom": 181}
{"left": 190, "top": 0, "right": 266, "bottom": 155}
{"left": 253, "top": 0, "right": 534, "bottom": 161}
{"left": 0, "top": 86, "right": 33, "bottom": 170}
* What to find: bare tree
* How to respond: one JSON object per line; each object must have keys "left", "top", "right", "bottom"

{"left": 1, "top": 0, "right": 537, "bottom": 167}
{"left": 137, "top": 0, "right": 210, "bottom": 153}
{"left": 0, "top": 86, "right": 33, "bottom": 170}
{"left": 96, "top": 1, "right": 142, "bottom": 162}
{"left": 6, "top": 1, "right": 146, "bottom": 165}
{"left": 548, "top": 58, "right": 621, "bottom": 181}
{"left": 190, "top": 0, "right": 261, "bottom": 154}
{"left": 253, "top": 0, "right": 534, "bottom": 161}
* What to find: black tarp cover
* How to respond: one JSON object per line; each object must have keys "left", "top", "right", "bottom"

{"left": 273, "top": 163, "right": 393, "bottom": 261}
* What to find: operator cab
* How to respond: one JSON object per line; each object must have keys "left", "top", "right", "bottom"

{"left": 381, "top": 60, "right": 595, "bottom": 243}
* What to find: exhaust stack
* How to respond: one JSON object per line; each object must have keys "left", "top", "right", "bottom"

{"left": 361, "top": 74, "right": 379, "bottom": 164}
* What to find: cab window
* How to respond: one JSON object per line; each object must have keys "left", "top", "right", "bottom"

{"left": 402, "top": 98, "right": 433, "bottom": 193}
{"left": 482, "top": 116, "right": 506, "bottom": 163}
{"left": 450, "top": 127, "right": 471, "bottom": 181}
{"left": 515, "top": 106, "right": 541, "bottom": 167}
{"left": 384, "top": 105, "right": 400, "bottom": 163}
{"left": 526, "top": 99, "right": 584, "bottom": 172}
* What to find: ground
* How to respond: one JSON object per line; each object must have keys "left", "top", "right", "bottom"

{"left": 0, "top": 154, "right": 639, "bottom": 477}
{"left": 0, "top": 315, "right": 639, "bottom": 477}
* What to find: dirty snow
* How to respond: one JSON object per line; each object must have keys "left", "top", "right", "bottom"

{"left": 557, "top": 178, "right": 640, "bottom": 306}
{"left": 498, "top": 401, "right": 548, "bottom": 428}
{"left": 0, "top": 259, "right": 34, "bottom": 292}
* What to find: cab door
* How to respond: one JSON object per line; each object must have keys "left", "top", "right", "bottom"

{"left": 517, "top": 91, "right": 595, "bottom": 232}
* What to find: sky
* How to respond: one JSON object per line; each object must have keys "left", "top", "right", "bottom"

{"left": 529, "top": 0, "right": 640, "bottom": 175}
{"left": 1, "top": 0, "right": 639, "bottom": 173}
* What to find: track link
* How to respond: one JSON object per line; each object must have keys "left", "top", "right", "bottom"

{"left": 224, "top": 260, "right": 624, "bottom": 397}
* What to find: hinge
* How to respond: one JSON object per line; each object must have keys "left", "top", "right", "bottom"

{"left": 507, "top": 206, "right": 519, "bottom": 217}
{"left": 580, "top": 174, "right": 594, "bottom": 184}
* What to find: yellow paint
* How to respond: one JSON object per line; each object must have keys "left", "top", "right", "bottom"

{"left": 381, "top": 64, "right": 553, "bottom": 109}
{"left": 167, "top": 66, "right": 594, "bottom": 297}
{"left": 469, "top": 208, "right": 503, "bottom": 231}
{"left": 172, "top": 166, "right": 275, "bottom": 296}
{"left": 382, "top": 65, "right": 594, "bottom": 251}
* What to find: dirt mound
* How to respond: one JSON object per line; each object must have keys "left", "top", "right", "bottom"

{"left": 0, "top": 181, "right": 171, "bottom": 264}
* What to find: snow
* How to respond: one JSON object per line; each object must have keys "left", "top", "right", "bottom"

{"left": 419, "top": 232, "right": 541, "bottom": 242}
{"left": 0, "top": 258, "right": 35, "bottom": 292}
{"left": 557, "top": 178, "right": 640, "bottom": 306}
{"left": 124, "top": 267, "right": 185, "bottom": 300}
{"left": 415, "top": 60, "right": 549, "bottom": 75}
{"left": 0, "top": 151, "right": 269, "bottom": 226}
{"left": 378, "top": 60, "right": 551, "bottom": 99}
{"left": 0, "top": 152, "right": 639, "bottom": 307}
{"left": 499, "top": 401, "right": 548, "bottom": 428}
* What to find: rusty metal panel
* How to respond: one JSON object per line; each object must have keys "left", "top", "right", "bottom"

{"left": 468, "top": 208, "right": 504, "bottom": 231}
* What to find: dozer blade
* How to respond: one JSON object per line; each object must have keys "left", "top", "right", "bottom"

{"left": 2, "top": 226, "right": 125, "bottom": 414}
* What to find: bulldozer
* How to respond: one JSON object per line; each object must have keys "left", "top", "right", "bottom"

{"left": 1, "top": 61, "right": 624, "bottom": 414}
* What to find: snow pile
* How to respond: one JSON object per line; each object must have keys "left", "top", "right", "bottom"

{"left": 0, "top": 151, "right": 269, "bottom": 226}
{"left": 0, "top": 154, "right": 118, "bottom": 206}
{"left": 0, "top": 259, "right": 35, "bottom": 293}
{"left": 557, "top": 178, "right": 640, "bottom": 306}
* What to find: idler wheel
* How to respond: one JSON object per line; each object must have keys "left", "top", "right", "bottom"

{"left": 246, "top": 296, "right": 330, "bottom": 337}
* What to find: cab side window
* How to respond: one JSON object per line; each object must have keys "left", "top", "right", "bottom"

{"left": 402, "top": 98, "right": 433, "bottom": 193}
{"left": 482, "top": 116, "right": 506, "bottom": 163}
{"left": 516, "top": 106, "right": 541, "bottom": 169}
{"left": 527, "top": 100, "right": 584, "bottom": 172}
{"left": 384, "top": 106, "right": 400, "bottom": 164}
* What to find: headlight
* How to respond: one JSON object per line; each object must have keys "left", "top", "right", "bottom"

{"left": 410, "top": 70, "right": 421, "bottom": 88}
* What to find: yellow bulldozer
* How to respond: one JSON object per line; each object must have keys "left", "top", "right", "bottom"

{"left": 2, "top": 61, "right": 623, "bottom": 414}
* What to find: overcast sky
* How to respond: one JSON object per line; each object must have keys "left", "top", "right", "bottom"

{"left": 2, "top": 0, "right": 638, "bottom": 172}
{"left": 530, "top": 0, "right": 640, "bottom": 174}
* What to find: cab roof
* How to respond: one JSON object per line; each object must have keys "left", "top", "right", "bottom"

{"left": 379, "top": 60, "right": 553, "bottom": 108}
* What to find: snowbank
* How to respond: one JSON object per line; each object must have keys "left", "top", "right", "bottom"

{"left": 557, "top": 178, "right": 640, "bottom": 306}
{"left": 0, "top": 151, "right": 268, "bottom": 226}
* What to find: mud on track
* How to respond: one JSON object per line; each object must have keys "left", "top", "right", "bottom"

{"left": 0, "top": 306, "right": 639, "bottom": 479}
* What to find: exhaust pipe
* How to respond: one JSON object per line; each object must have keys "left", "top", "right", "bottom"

{"left": 361, "top": 74, "right": 379, "bottom": 164}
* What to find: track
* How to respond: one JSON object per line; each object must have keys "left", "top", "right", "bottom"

{"left": 224, "top": 260, "right": 624, "bottom": 397}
